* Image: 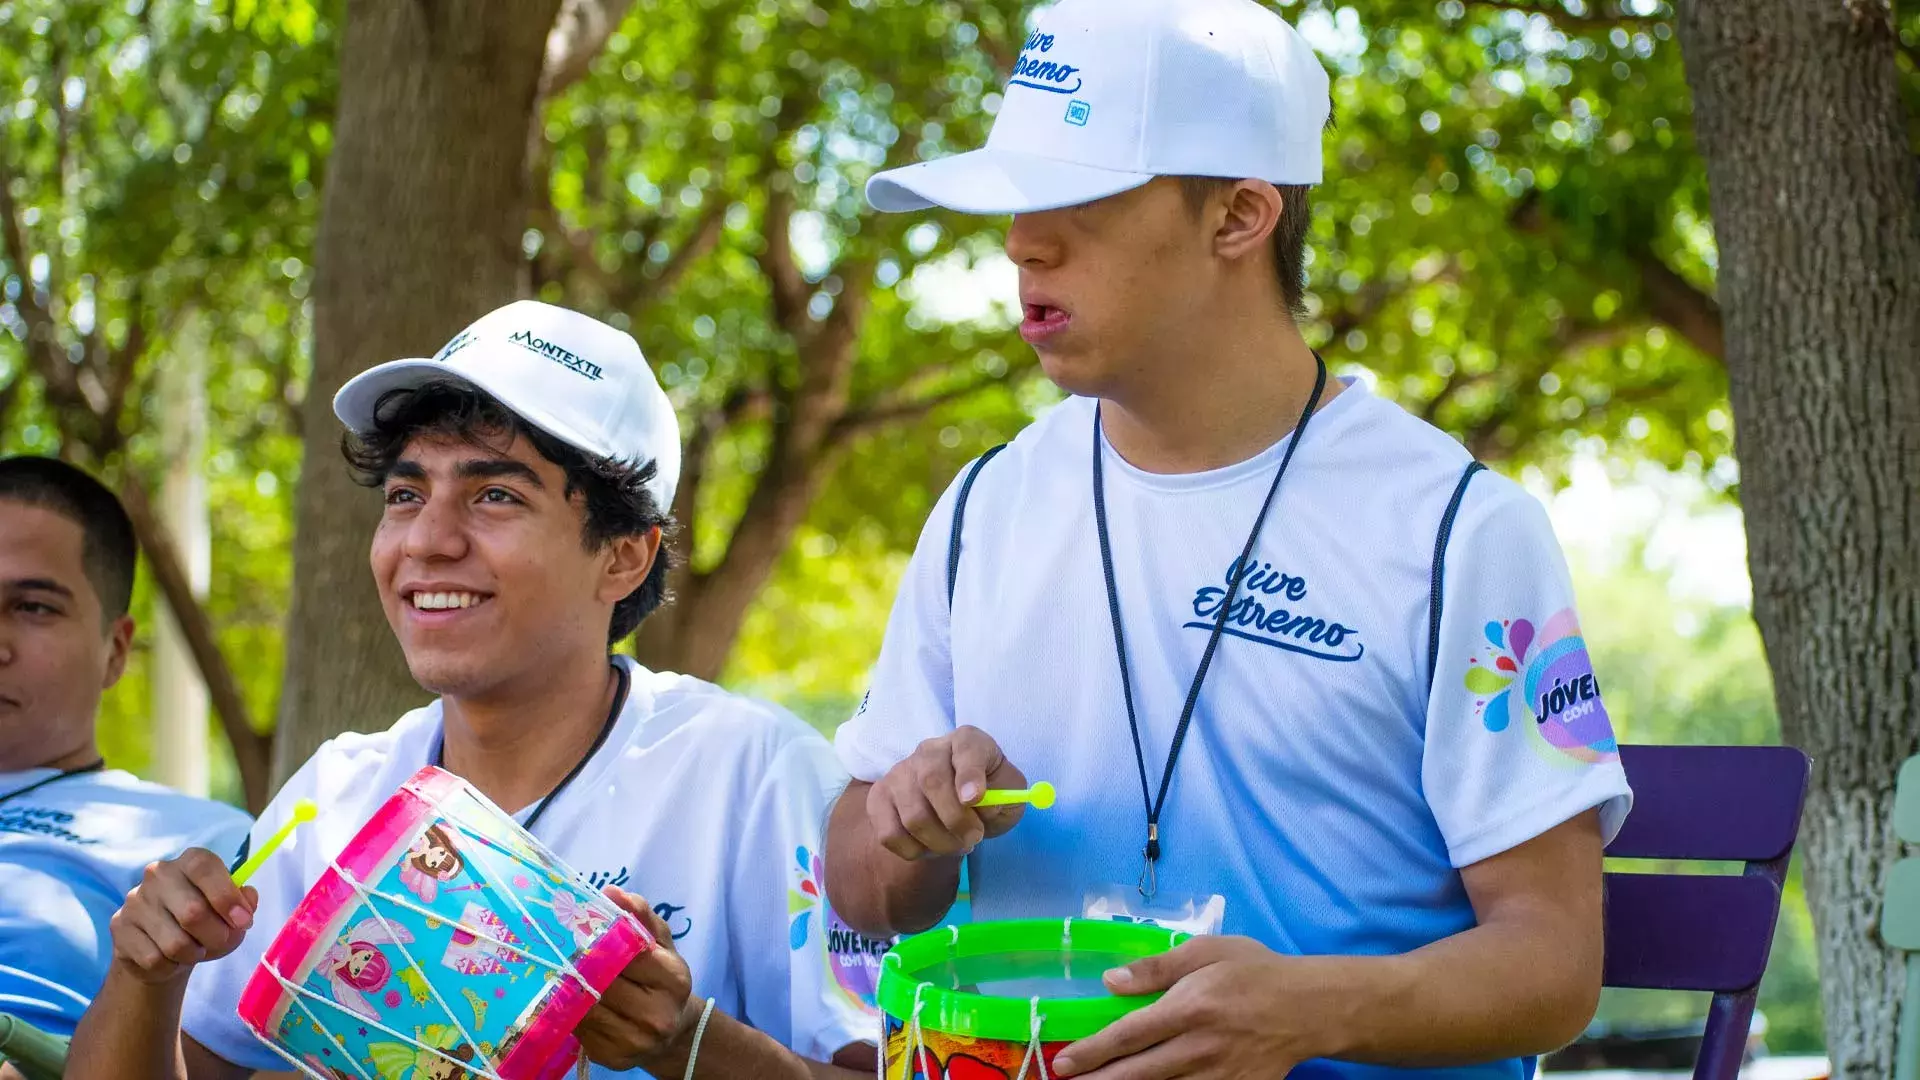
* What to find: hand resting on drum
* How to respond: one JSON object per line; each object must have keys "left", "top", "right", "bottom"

{"left": 576, "top": 886, "right": 873, "bottom": 1080}
{"left": 574, "top": 886, "right": 697, "bottom": 1071}
{"left": 108, "top": 847, "right": 259, "bottom": 984}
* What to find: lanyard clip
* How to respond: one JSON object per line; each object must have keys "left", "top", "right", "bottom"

{"left": 1138, "top": 824, "right": 1160, "bottom": 900}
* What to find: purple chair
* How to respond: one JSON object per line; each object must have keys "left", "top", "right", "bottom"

{"left": 1599, "top": 744, "right": 1813, "bottom": 1080}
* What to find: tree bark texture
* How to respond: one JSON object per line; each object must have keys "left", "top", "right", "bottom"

{"left": 275, "top": 0, "right": 564, "bottom": 781}
{"left": 1671, "top": 2, "right": 1920, "bottom": 1077}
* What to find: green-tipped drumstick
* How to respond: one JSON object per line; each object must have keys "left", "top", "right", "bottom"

{"left": 973, "top": 782, "right": 1056, "bottom": 810}
{"left": 232, "top": 798, "right": 318, "bottom": 886}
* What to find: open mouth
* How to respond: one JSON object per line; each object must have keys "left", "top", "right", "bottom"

{"left": 1020, "top": 302, "right": 1072, "bottom": 342}
{"left": 405, "top": 590, "right": 492, "bottom": 612}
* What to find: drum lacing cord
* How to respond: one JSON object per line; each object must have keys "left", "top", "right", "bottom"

{"left": 261, "top": 963, "right": 500, "bottom": 1080}
{"left": 1013, "top": 996, "right": 1051, "bottom": 1080}
{"left": 876, "top": 954, "right": 901, "bottom": 1080}
{"left": 357, "top": 810, "right": 606, "bottom": 997}
{"left": 1061, "top": 918, "right": 1074, "bottom": 982}
{"left": 884, "top": 983, "right": 1050, "bottom": 1080}
{"left": 252, "top": 982, "right": 410, "bottom": 1080}
{"left": 903, "top": 981, "right": 936, "bottom": 1080}
{"left": 352, "top": 872, "right": 577, "bottom": 980}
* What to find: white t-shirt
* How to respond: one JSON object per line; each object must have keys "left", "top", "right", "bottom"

{"left": 182, "top": 658, "right": 882, "bottom": 1076}
{"left": 0, "top": 768, "right": 252, "bottom": 1036}
{"left": 836, "top": 380, "right": 1631, "bottom": 1080}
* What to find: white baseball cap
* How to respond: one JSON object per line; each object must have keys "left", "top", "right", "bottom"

{"left": 332, "top": 300, "right": 682, "bottom": 509}
{"left": 867, "top": 0, "right": 1330, "bottom": 215}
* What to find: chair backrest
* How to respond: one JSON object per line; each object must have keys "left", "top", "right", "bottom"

{"left": 1601, "top": 744, "right": 1812, "bottom": 1080}
{"left": 1896, "top": 755, "right": 1920, "bottom": 846}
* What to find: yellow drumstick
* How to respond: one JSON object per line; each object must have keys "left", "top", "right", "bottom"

{"left": 973, "top": 782, "right": 1056, "bottom": 810}
{"left": 232, "top": 799, "right": 318, "bottom": 886}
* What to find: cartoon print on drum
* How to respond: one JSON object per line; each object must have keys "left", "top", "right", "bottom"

{"left": 395, "top": 965, "right": 434, "bottom": 1007}
{"left": 459, "top": 986, "right": 489, "bottom": 1028}
{"left": 400, "top": 824, "right": 466, "bottom": 903}
{"left": 551, "top": 890, "right": 613, "bottom": 950}
{"left": 297, "top": 1053, "right": 358, "bottom": 1080}
{"left": 440, "top": 901, "right": 528, "bottom": 976}
{"left": 317, "top": 918, "right": 417, "bottom": 1020}
{"left": 883, "top": 1018, "right": 1068, "bottom": 1080}
{"left": 368, "top": 1025, "right": 482, "bottom": 1080}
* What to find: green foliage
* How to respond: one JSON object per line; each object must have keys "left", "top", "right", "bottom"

{"left": 727, "top": 523, "right": 909, "bottom": 732}
{"left": 1299, "top": 0, "right": 1732, "bottom": 482}
{"left": 4, "top": 0, "right": 1760, "bottom": 736}
{"left": 0, "top": 0, "right": 333, "bottom": 368}
{"left": 536, "top": 0, "right": 1042, "bottom": 573}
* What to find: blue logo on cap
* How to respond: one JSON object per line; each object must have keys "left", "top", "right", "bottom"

{"left": 1009, "top": 31, "right": 1083, "bottom": 94}
{"left": 1065, "top": 100, "right": 1090, "bottom": 126}
{"left": 434, "top": 331, "right": 475, "bottom": 362}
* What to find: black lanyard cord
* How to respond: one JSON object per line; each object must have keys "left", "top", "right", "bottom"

{"left": 432, "top": 660, "right": 629, "bottom": 835}
{"left": 1093, "top": 354, "right": 1328, "bottom": 899}
{"left": 0, "top": 759, "right": 108, "bottom": 808}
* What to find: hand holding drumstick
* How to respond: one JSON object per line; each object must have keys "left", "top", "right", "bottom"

{"left": 866, "top": 725, "right": 1034, "bottom": 860}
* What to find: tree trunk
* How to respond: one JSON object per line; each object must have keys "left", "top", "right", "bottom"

{"left": 151, "top": 323, "right": 211, "bottom": 798}
{"left": 122, "top": 480, "right": 273, "bottom": 811}
{"left": 275, "top": 0, "right": 564, "bottom": 781}
{"left": 1671, "top": 3, "right": 1920, "bottom": 1079}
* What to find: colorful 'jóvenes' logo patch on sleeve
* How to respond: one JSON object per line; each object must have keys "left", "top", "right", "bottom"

{"left": 1464, "top": 610, "right": 1618, "bottom": 765}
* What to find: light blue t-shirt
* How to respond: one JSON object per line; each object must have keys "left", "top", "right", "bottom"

{"left": 0, "top": 767, "right": 252, "bottom": 1037}
{"left": 837, "top": 382, "right": 1632, "bottom": 1080}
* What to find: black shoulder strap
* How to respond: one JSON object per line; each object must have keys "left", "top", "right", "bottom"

{"left": 1426, "top": 460, "right": 1488, "bottom": 695}
{"left": 947, "top": 444, "right": 1008, "bottom": 608}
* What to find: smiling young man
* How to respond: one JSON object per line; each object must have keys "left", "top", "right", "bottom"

{"left": 0, "top": 458, "right": 252, "bottom": 1044}
{"left": 825, "top": 2, "right": 1632, "bottom": 1080}
{"left": 68, "top": 301, "right": 879, "bottom": 1080}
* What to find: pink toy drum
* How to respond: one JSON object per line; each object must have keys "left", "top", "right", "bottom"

{"left": 237, "top": 766, "right": 650, "bottom": 1080}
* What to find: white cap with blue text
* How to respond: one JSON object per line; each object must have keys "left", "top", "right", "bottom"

{"left": 866, "top": 0, "right": 1330, "bottom": 215}
{"left": 332, "top": 300, "right": 682, "bottom": 508}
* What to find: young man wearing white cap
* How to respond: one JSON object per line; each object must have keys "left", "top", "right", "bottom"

{"left": 70, "top": 301, "right": 881, "bottom": 1079}
{"left": 827, "top": 1, "right": 1632, "bottom": 1079}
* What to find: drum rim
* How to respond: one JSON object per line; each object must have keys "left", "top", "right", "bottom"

{"left": 875, "top": 918, "right": 1188, "bottom": 1042}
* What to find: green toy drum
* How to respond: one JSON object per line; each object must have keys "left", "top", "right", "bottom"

{"left": 876, "top": 919, "right": 1189, "bottom": 1080}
